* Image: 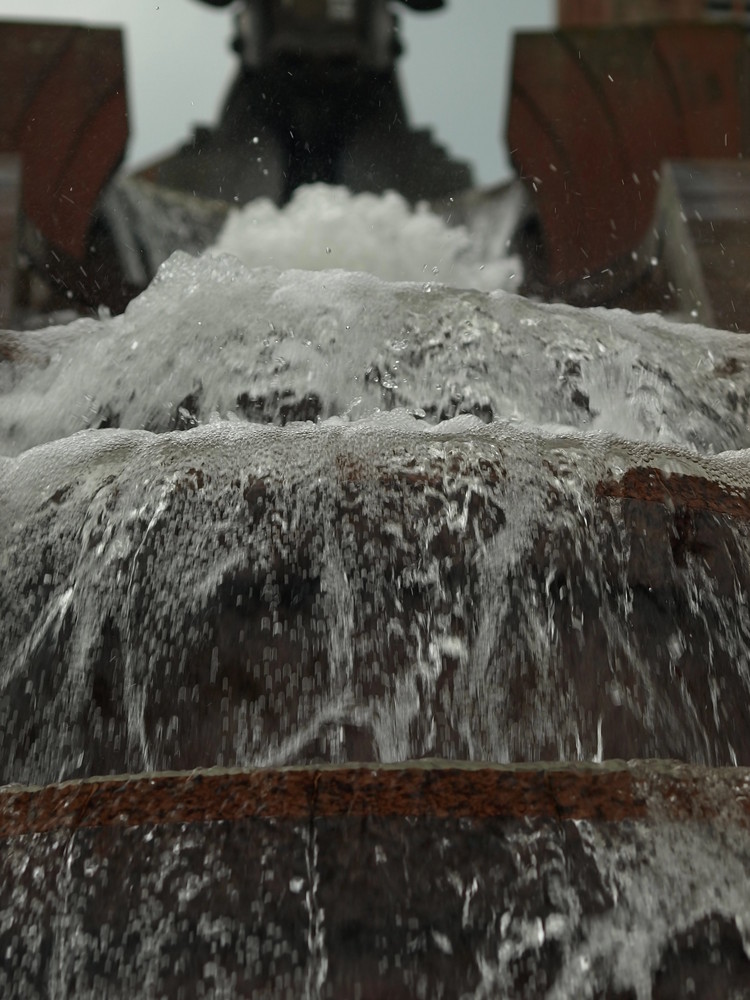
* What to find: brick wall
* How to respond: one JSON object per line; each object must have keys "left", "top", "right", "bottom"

{"left": 558, "top": 0, "right": 749, "bottom": 26}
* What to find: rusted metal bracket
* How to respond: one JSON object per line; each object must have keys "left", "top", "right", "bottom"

{"left": 508, "top": 24, "right": 750, "bottom": 295}
{"left": 0, "top": 20, "right": 131, "bottom": 313}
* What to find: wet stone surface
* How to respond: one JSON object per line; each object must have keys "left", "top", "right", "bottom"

{"left": 3, "top": 421, "right": 750, "bottom": 782}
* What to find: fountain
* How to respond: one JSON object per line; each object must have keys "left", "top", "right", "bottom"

{"left": 2, "top": 196, "right": 750, "bottom": 995}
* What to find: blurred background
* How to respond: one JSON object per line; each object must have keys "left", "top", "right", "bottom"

{"left": 0, "top": 0, "right": 554, "bottom": 185}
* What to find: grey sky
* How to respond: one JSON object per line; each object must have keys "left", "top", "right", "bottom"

{"left": 0, "top": 0, "right": 553, "bottom": 185}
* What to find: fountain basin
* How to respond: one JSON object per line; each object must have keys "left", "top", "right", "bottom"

{"left": 2, "top": 761, "right": 750, "bottom": 998}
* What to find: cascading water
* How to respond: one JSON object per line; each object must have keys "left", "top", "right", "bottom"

{"left": 2, "top": 185, "right": 750, "bottom": 997}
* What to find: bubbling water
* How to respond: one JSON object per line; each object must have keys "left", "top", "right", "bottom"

{"left": 3, "top": 188, "right": 750, "bottom": 998}
{"left": 3, "top": 241, "right": 750, "bottom": 780}
{"left": 2, "top": 250, "right": 750, "bottom": 458}
{"left": 210, "top": 183, "right": 522, "bottom": 290}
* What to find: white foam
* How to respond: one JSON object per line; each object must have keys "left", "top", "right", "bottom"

{"left": 2, "top": 172, "right": 750, "bottom": 999}
{"left": 209, "top": 183, "right": 521, "bottom": 291}
{"left": 3, "top": 251, "right": 750, "bottom": 459}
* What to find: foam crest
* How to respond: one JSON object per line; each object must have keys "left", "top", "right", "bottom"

{"left": 3, "top": 251, "right": 750, "bottom": 458}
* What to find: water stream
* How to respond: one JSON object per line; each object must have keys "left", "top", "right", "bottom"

{"left": 2, "top": 185, "right": 750, "bottom": 996}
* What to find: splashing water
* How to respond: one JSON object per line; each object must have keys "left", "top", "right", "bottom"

{"left": 2, "top": 249, "right": 750, "bottom": 457}
{"left": 2, "top": 185, "right": 750, "bottom": 997}
{"left": 211, "top": 183, "right": 522, "bottom": 290}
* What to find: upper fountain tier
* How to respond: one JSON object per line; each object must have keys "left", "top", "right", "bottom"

{"left": 2, "top": 249, "right": 750, "bottom": 456}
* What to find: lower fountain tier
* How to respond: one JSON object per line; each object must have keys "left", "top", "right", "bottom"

{"left": 2, "top": 419, "right": 750, "bottom": 782}
{"left": 2, "top": 762, "right": 750, "bottom": 998}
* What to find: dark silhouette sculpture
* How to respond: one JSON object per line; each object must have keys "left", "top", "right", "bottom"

{"left": 146, "top": 0, "right": 472, "bottom": 203}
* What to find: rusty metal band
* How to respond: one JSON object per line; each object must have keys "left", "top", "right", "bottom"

{"left": 2, "top": 763, "right": 749, "bottom": 838}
